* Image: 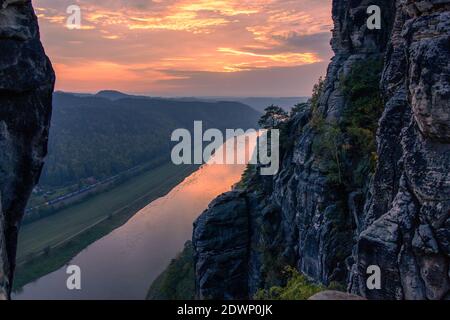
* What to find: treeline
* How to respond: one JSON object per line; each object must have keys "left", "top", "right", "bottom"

{"left": 39, "top": 93, "right": 260, "bottom": 187}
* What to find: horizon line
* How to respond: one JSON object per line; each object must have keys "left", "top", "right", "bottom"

{"left": 55, "top": 90, "right": 311, "bottom": 99}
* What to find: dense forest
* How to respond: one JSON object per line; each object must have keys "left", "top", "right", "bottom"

{"left": 39, "top": 92, "right": 261, "bottom": 187}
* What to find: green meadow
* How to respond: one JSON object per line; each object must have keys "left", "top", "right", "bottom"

{"left": 13, "top": 162, "right": 198, "bottom": 291}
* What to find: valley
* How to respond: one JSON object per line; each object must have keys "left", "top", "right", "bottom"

{"left": 13, "top": 92, "right": 263, "bottom": 293}
{"left": 14, "top": 162, "right": 198, "bottom": 290}
{"left": 14, "top": 135, "right": 255, "bottom": 299}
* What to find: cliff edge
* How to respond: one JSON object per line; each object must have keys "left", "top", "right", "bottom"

{"left": 0, "top": 0, "right": 55, "bottom": 299}
{"left": 193, "top": 0, "right": 449, "bottom": 300}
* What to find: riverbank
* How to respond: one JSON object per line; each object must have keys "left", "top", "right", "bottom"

{"left": 147, "top": 241, "right": 195, "bottom": 300}
{"left": 24, "top": 158, "right": 168, "bottom": 225}
{"left": 13, "top": 162, "right": 199, "bottom": 291}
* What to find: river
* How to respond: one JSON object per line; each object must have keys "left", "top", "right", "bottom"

{"left": 14, "top": 136, "right": 256, "bottom": 299}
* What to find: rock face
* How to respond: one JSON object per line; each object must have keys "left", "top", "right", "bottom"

{"left": 350, "top": 0, "right": 450, "bottom": 300}
{"left": 193, "top": 0, "right": 449, "bottom": 300}
{"left": 0, "top": 0, "right": 55, "bottom": 299}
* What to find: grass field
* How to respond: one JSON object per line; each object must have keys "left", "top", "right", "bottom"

{"left": 13, "top": 162, "right": 198, "bottom": 290}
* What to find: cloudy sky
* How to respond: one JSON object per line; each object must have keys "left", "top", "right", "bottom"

{"left": 35, "top": 0, "right": 333, "bottom": 96}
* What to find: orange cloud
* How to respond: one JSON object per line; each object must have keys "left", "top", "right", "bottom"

{"left": 53, "top": 61, "right": 189, "bottom": 93}
{"left": 178, "top": 0, "right": 262, "bottom": 16}
{"left": 218, "top": 48, "right": 321, "bottom": 64}
{"left": 127, "top": 12, "right": 229, "bottom": 33}
{"left": 35, "top": 0, "right": 333, "bottom": 96}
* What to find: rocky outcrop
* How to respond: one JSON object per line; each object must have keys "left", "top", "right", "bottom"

{"left": 194, "top": 191, "right": 250, "bottom": 299}
{"left": 193, "top": 0, "right": 449, "bottom": 300}
{"left": 0, "top": 0, "right": 54, "bottom": 299}
{"left": 350, "top": 0, "right": 450, "bottom": 300}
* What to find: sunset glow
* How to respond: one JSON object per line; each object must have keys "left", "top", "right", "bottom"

{"left": 35, "top": 0, "right": 333, "bottom": 96}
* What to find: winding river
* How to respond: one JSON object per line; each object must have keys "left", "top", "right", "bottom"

{"left": 14, "top": 136, "right": 255, "bottom": 300}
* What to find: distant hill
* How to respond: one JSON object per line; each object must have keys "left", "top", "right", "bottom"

{"left": 214, "top": 97, "right": 309, "bottom": 113}
{"left": 166, "top": 97, "right": 309, "bottom": 113}
{"left": 39, "top": 92, "right": 260, "bottom": 187}
{"left": 95, "top": 90, "right": 134, "bottom": 100}
{"left": 70, "top": 91, "right": 308, "bottom": 113}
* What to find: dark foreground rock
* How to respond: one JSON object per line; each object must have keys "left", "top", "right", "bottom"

{"left": 193, "top": 0, "right": 449, "bottom": 300}
{"left": 0, "top": 0, "right": 55, "bottom": 299}
{"left": 308, "top": 291, "right": 365, "bottom": 300}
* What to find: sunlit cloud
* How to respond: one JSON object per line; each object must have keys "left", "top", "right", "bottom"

{"left": 178, "top": 0, "right": 262, "bottom": 16}
{"left": 127, "top": 12, "right": 229, "bottom": 33}
{"left": 34, "top": 0, "right": 333, "bottom": 96}
{"left": 218, "top": 48, "right": 321, "bottom": 64}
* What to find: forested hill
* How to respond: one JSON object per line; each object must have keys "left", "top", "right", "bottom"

{"left": 39, "top": 92, "right": 261, "bottom": 187}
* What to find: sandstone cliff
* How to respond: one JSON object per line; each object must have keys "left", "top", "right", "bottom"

{"left": 193, "top": 0, "right": 450, "bottom": 300}
{"left": 350, "top": 0, "right": 450, "bottom": 300}
{"left": 0, "top": 0, "right": 55, "bottom": 299}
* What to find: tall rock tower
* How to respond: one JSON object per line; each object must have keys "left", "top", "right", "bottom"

{"left": 351, "top": 0, "right": 450, "bottom": 300}
{"left": 0, "top": 0, "right": 55, "bottom": 299}
{"left": 193, "top": 0, "right": 450, "bottom": 300}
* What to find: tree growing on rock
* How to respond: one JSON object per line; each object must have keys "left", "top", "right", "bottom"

{"left": 258, "top": 105, "right": 289, "bottom": 129}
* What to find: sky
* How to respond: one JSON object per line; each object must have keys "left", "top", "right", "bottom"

{"left": 34, "top": 0, "right": 333, "bottom": 97}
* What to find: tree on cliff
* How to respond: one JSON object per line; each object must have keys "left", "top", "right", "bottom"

{"left": 258, "top": 105, "right": 289, "bottom": 129}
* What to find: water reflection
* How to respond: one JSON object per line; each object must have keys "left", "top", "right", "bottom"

{"left": 14, "top": 135, "right": 256, "bottom": 300}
